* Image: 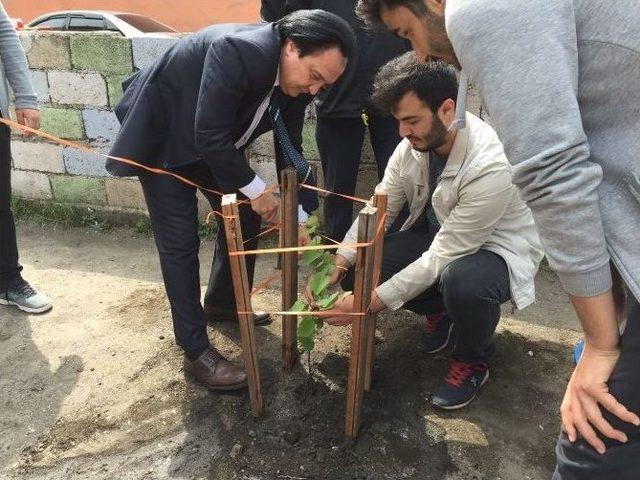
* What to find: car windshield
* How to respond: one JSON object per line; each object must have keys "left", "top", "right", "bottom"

{"left": 114, "top": 13, "right": 175, "bottom": 33}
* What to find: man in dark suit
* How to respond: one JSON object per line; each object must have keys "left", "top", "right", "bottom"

{"left": 261, "top": 0, "right": 409, "bottom": 241}
{"left": 107, "top": 10, "right": 355, "bottom": 391}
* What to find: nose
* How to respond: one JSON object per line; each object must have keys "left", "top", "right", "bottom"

{"left": 308, "top": 83, "right": 322, "bottom": 95}
{"left": 411, "top": 40, "right": 430, "bottom": 64}
{"left": 399, "top": 122, "right": 411, "bottom": 138}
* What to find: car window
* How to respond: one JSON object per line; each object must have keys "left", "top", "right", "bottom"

{"left": 30, "top": 15, "right": 68, "bottom": 30}
{"left": 68, "top": 16, "right": 106, "bottom": 31}
{"left": 113, "top": 13, "right": 175, "bottom": 33}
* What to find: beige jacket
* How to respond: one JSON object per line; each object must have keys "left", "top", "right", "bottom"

{"left": 337, "top": 113, "right": 544, "bottom": 310}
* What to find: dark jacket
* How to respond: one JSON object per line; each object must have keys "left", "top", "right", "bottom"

{"left": 107, "top": 23, "right": 306, "bottom": 194}
{"left": 262, "top": 0, "right": 409, "bottom": 117}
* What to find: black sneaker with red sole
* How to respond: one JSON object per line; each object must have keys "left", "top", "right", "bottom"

{"left": 431, "top": 358, "right": 489, "bottom": 410}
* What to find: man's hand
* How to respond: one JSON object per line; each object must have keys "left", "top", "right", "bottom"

{"left": 304, "top": 254, "right": 350, "bottom": 305}
{"left": 560, "top": 290, "right": 640, "bottom": 454}
{"left": 560, "top": 342, "right": 639, "bottom": 453}
{"left": 15, "top": 109, "right": 41, "bottom": 137}
{"left": 325, "top": 293, "right": 356, "bottom": 326}
{"left": 324, "top": 291, "right": 387, "bottom": 326}
{"left": 250, "top": 190, "right": 279, "bottom": 224}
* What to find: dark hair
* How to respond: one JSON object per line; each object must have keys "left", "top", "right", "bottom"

{"left": 277, "top": 9, "right": 356, "bottom": 60}
{"left": 356, "top": 0, "right": 428, "bottom": 29}
{"left": 372, "top": 52, "right": 458, "bottom": 113}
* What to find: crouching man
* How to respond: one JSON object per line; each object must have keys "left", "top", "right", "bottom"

{"left": 318, "top": 53, "right": 544, "bottom": 409}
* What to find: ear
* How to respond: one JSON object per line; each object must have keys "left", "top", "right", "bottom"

{"left": 424, "top": 0, "right": 446, "bottom": 17}
{"left": 438, "top": 98, "right": 456, "bottom": 123}
{"left": 284, "top": 39, "right": 300, "bottom": 57}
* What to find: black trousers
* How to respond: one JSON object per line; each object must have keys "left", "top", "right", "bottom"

{"left": 317, "top": 114, "right": 401, "bottom": 241}
{"left": 554, "top": 294, "right": 640, "bottom": 480}
{"left": 342, "top": 226, "right": 512, "bottom": 363}
{"left": 138, "top": 162, "right": 261, "bottom": 360}
{"left": 0, "top": 124, "right": 22, "bottom": 291}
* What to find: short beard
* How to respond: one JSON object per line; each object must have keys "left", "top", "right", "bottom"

{"left": 412, "top": 115, "right": 448, "bottom": 152}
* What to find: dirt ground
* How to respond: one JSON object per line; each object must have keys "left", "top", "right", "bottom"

{"left": 0, "top": 221, "right": 581, "bottom": 480}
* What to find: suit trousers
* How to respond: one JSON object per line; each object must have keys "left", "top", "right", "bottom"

{"left": 0, "top": 124, "right": 22, "bottom": 290}
{"left": 138, "top": 162, "right": 261, "bottom": 360}
{"left": 317, "top": 114, "right": 401, "bottom": 241}
{"left": 341, "top": 225, "right": 512, "bottom": 363}
{"left": 553, "top": 293, "right": 640, "bottom": 480}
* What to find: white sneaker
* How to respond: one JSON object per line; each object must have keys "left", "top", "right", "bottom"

{"left": 0, "top": 281, "right": 52, "bottom": 314}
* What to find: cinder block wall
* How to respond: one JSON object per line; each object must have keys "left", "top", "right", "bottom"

{"left": 12, "top": 31, "right": 482, "bottom": 220}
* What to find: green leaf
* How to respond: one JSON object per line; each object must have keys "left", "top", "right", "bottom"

{"left": 302, "top": 249, "right": 324, "bottom": 266}
{"left": 314, "top": 317, "right": 324, "bottom": 330}
{"left": 318, "top": 261, "right": 335, "bottom": 277}
{"left": 315, "top": 291, "right": 340, "bottom": 309}
{"left": 298, "top": 316, "right": 316, "bottom": 337}
{"left": 306, "top": 215, "right": 319, "bottom": 234}
{"left": 288, "top": 299, "right": 308, "bottom": 312}
{"left": 299, "top": 336, "right": 315, "bottom": 352}
{"left": 310, "top": 272, "right": 331, "bottom": 297}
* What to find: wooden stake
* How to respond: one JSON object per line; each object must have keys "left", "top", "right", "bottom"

{"left": 364, "top": 193, "right": 387, "bottom": 391}
{"left": 280, "top": 168, "right": 299, "bottom": 371}
{"left": 345, "top": 205, "right": 378, "bottom": 438}
{"left": 222, "top": 194, "right": 263, "bottom": 417}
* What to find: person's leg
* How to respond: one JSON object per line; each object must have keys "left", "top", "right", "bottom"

{"left": 440, "top": 250, "right": 512, "bottom": 363}
{"left": 368, "top": 114, "right": 402, "bottom": 180}
{"left": 430, "top": 250, "right": 511, "bottom": 409}
{"left": 0, "top": 124, "right": 21, "bottom": 289}
{"left": 0, "top": 125, "right": 52, "bottom": 313}
{"left": 317, "top": 116, "right": 365, "bottom": 241}
{"left": 139, "top": 171, "right": 210, "bottom": 360}
{"left": 202, "top": 189, "right": 262, "bottom": 318}
{"left": 553, "top": 293, "right": 640, "bottom": 480}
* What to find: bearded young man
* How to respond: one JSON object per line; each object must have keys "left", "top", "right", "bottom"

{"left": 357, "top": 0, "right": 640, "bottom": 476}
{"left": 316, "top": 53, "right": 543, "bottom": 409}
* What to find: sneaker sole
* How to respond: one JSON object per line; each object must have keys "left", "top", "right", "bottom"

{"left": 432, "top": 369, "right": 490, "bottom": 411}
{"left": 419, "top": 323, "right": 454, "bottom": 354}
{"left": 0, "top": 298, "right": 52, "bottom": 314}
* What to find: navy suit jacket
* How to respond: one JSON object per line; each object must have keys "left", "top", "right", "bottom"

{"left": 108, "top": 23, "right": 311, "bottom": 197}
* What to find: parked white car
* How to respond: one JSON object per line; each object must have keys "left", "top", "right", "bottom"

{"left": 24, "top": 10, "right": 178, "bottom": 37}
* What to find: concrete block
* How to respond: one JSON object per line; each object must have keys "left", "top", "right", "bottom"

{"left": 41, "top": 106, "right": 84, "bottom": 140}
{"left": 82, "top": 109, "right": 120, "bottom": 143}
{"left": 49, "top": 71, "right": 108, "bottom": 107}
{"left": 51, "top": 175, "right": 106, "bottom": 205}
{"left": 30, "top": 70, "right": 49, "bottom": 103}
{"left": 23, "top": 33, "right": 71, "bottom": 70}
{"left": 250, "top": 132, "right": 276, "bottom": 158}
{"left": 131, "top": 36, "right": 177, "bottom": 70}
{"left": 11, "top": 169, "right": 52, "bottom": 199}
{"left": 105, "top": 74, "right": 129, "bottom": 108}
{"left": 19, "top": 33, "right": 33, "bottom": 55}
{"left": 249, "top": 157, "right": 278, "bottom": 186}
{"left": 11, "top": 141, "right": 65, "bottom": 173}
{"left": 70, "top": 34, "right": 133, "bottom": 74}
{"left": 301, "top": 121, "right": 319, "bottom": 160}
{"left": 105, "top": 178, "right": 146, "bottom": 210}
{"left": 63, "top": 145, "right": 111, "bottom": 177}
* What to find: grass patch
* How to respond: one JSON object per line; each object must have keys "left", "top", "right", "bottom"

{"left": 12, "top": 198, "right": 112, "bottom": 232}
